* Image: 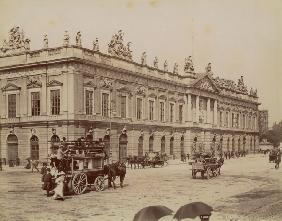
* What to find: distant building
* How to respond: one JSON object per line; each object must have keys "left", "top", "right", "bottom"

{"left": 258, "top": 110, "right": 269, "bottom": 135}
{"left": 0, "top": 27, "right": 260, "bottom": 165}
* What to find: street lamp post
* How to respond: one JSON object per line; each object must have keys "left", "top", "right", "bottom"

{"left": 108, "top": 94, "right": 116, "bottom": 163}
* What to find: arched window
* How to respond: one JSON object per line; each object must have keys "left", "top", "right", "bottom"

{"left": 149, "top": 135, "right": 154, "bottom": 152}
{"left": 180, "top": 136, "right": 184, "bottom": 155}
{"left": 30, "top": 135, "right": 39, "bottom": 160}
{"left": 161, "top": 136, "right": 165, "bottom": 153}
{"left": 170, "top": 137, "right": 174, "bottom": 155}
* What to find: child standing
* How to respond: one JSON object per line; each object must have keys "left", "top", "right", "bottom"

{"left": 43, "top": 168, "right": 53, "bottom": 197}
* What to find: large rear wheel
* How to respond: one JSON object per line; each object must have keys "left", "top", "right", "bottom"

{"left": 72, "top": 173, "right": 88, "bottom": 195}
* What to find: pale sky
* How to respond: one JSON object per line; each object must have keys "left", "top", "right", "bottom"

{"left": 0, "top": 0, "right": 281, "bottom": 126}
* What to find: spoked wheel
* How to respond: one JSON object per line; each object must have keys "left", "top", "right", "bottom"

{"left": 94, "top": 176, "right": 105, "bottom": 191}
{"left": 192, "top": 170, "right": 196, "bottom": 179}
{"left": 72, "top": 172, "right": 88, "bottom": 195}
{"left": 206, "top": 168, "right": 212, "bottom": 179}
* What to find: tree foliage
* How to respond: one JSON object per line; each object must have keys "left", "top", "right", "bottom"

{"left": 264, "top": 121, "right": 282, "bottom": 146}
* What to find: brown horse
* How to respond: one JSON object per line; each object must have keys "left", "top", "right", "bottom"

{"left": 104, "top": 161, "right": 126, "bottom": 189}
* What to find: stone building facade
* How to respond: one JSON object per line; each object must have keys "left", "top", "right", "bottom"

{"left": 0, "top": 28, "right": 260, "bottom": 165}
{"left": 258, "top": 110, "right": 269, "bottom": 136}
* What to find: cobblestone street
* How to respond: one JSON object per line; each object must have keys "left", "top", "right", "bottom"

{"left": 1, "top": 154, "right": 281, "bottom": 221}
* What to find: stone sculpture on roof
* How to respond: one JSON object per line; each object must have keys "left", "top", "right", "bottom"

{"left": 173, "top": 63, "right": 178, "bottom": 74}
{"left": 250, "top": 88, "right": 258, "bottom": 97}
{"left": 164, "top": 60, "right": 168, "bottom": 72}
{"left": 237, "top": 76, "right": 248, "bottom": 94}
{"left": 184, "top": 56, "right": 194, "bottom": 72}
{"left": 141, "top": 51, "right": 147, "bottom": 65}
{"left": 0, "top": 26, "right": 31, "bottom": 56}
{"left": 43, "top": 34, "right": 48, "bottom": 49}
{"left": 93, "top": 37, "right": 99, "bottom": 52}
{"left": 108, "top": 30, "right": 133, "bottom": 61}
{"left": 153, "top": 56, "right": 158, "bottom": 68}
{"left": 75, "top": 31, "right": 82, "bottom": 47}
{"left": 63, "top": 31, "right": 70, "bottom": 47}
{"left": 205, "top": 62, "right": 212, "bottom": 74}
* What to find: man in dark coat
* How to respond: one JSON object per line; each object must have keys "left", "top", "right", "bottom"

{"left": 275, "top": 150, "right": 281, "bottom": 169}
{"left": 43, "top": 168, "right": 53, "bottom": 196}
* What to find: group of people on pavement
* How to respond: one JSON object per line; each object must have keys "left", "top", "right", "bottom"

{"left": 223, "top": 150, "right": 247, "bottom": 159}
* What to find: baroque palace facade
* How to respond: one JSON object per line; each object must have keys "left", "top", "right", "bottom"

{"left": 0, "top": 27, "right": 260, "bottom": 164}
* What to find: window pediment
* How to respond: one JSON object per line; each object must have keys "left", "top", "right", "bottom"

{"left": 158, "top": 94, "right": 167, "bottom": 100}
{"left": 47, "top": 80, "right": 63, "bottom": 87}
{"left": 148, "top": 93, "right": 157, "bottom": 99}
{"left": 1, "top": 82, "right": 21, "bottom": 91}
{"left": 83, "top": 81, "right": 97, "bottom": 88}
{"left": 27, "top": 80, "right": 42, "bottom": 89}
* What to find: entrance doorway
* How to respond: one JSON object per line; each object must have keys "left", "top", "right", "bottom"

{"left": 119, "top": 134, "right": 128, "bottom": 161}
{"left": 30, "top": 135, "right": 39, "bottom": 160}
{"left": 7, "top": 134, "right": 18, "bottom": 166}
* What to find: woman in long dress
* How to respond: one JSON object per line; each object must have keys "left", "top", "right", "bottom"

{"left": 53, "top": 172, "right": 65, "bottom": 200}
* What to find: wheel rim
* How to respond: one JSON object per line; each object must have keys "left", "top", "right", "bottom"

{"left": 94, "top": 176, "right": 105, "bottom": 191}
{"left": 72, "top": 173, "right": 87, "bottom": 195}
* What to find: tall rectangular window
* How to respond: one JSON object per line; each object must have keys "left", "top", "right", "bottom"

{"left": 225, "top": 112, "right": 229, "bottom": 127}
{"left": 242, "top": 114, "right": 245, "bottom": 129}
{"left": 51, "top": 90, "right": 60, "bottom": 115}
{"left": 102, "top": 93, "right": 109, "bottom": 117}
{"left": 120, "top": 95, "right": 126, "bottom": 118}
{"left": 137, "top": 98, "right": 142, "bottom": 120}
{"left": 231, "top": 113, "right": 235, "bottom": 127}
{"left": 149, "top": 100, "right": 154, "bottom": 120}
{"left": 219, "top": 112, "right": 223, "bottom": 127}
{"left": 8, "top": 94, "right": 16, "bottom": 118}
{"left": 85, "top": 90, "right": 93, "bottom": 115}
{"left": 170, "top": 103, "right": 174, "bottom": 122}
{"left": 160, "top": 101, "right": 165, "bottom": 122}
{"left": 31, "top": 92, "right": 40, "bottom": 116}
{"left": 179, "top": 104, "right": 183, "bottom": 123}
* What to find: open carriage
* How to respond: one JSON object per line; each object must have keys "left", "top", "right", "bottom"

{"left": 190, "top": 153, "right": 223, "bottom": 179}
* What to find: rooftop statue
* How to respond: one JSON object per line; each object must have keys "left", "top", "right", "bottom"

{"left": 141, "top": 51, "right": 147, "bottom": 65}
{"left": 153, "top": 56, "right": 158, "bottom": 68}
{"left": 184, "top": 56, "right": 194, "bottom": 72}
{"left": 173, "top": 62, "right": 179, "bottom": 74}
{"left": 108, "top": 30, "right": 133, "bottom": 61}
{"left": 63, "top": 31, "right": 70, "bottom": 47}
{"left": 0, "top": 26, "right": 30, "bottom": 56}
{"left": 93, "top": 37, "right": 99, "bottom": 52}
{"left": 43, "top": 34, "right": 48, "bottom": 49}
{"left": 205, "top": 62, "right": 212, "bottom": 74}
{"left": 75, "top": 31, "right": 82, "bottom": 47}
{"left": 164, "top": 60, "right": 168, "bottom": 72}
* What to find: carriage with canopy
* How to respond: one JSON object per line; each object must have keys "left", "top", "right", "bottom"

{"left": 50, "top": 139, "right": 107, "bottom": 195}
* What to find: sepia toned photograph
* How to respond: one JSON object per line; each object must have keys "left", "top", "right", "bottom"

{"left": 0, "top": 0, "right": 281, "bottom": 220}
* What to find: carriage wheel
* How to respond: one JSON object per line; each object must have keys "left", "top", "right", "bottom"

{"left": 201, "top": 171, "right": 205, "bottom": 178}
{"left": 94, "top": 176, "right": 105, "bottom": 191}
{"left": 192, "top": 170, "right": 196, "bottom": 179}
{"left": 72, "top": 173, "right": 88, "bottom": 195}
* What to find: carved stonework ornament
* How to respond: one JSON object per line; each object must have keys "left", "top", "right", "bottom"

{"left": 136, "top": 86, "right": 146, "bottom": 96}
{"left": 164, "top": 60, "right": 168, "bottom": 72}
{"left": 205, "top": 62, "right": 212, "bottom": 75}
{"left": 196, "top": 79, "right": 215, "bottom": 92}
{"left": 184, "top": 56, "right": 194, "bottom": 73}
{"left": 101, "top": 78, "right": 113, "bottom": 89}
{"left": 63, "top": 31, "right": 70, "bottom": 47}
{"left": 75, "top": 31, "right": 82, "bottom": 47}
{"left": 108, "top": 30, "right": 132, "bottom": 61}
{"left": 47, "top": 80, "right": 63, "bottom": 87}
{"left": 173, "top": 63, "right": 178, "bottom": 74}
{"left": 93, "top": 38, "right": 99, "bottom": 52}
{"left": 153, "top": 57, "right": 158, "bottom": 68}
{"left": 141, "top": 52, "right": 147, "bottom": 65}
{"left": 83, "top": 81, "right": 96, "bottom": 88}
{"left": 0, "top": 26, "right": 31, "bottom": 56}
{"left": 27, "top": 77, "right": 42, "bottom": 89}
{"left": 43, "top": 34, "right": 48, "bottom": 49}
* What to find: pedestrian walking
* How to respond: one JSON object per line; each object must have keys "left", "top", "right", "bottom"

{"left": 53, "top": 171, "right": 65, "bottom": 200}
{"left": 41, "top": 162, "right": 48, "bottom": 182}
{"left": 275, "top": 150, "right": 281, "bottom": 169}
{"left": 43, "top": 168, "right": 53, "bottom": 197}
